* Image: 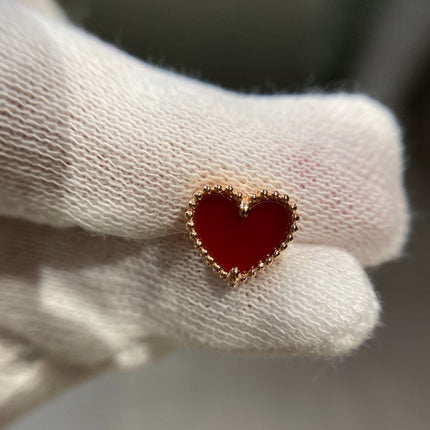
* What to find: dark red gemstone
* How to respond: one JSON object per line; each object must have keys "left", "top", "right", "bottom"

{"left": 193, "top": 194, "right": 293, "bottom": 273}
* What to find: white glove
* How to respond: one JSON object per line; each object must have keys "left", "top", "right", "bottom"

{"left": 0, "top": 0, "right": 409, "bottom": 425}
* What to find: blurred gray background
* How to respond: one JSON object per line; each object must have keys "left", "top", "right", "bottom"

{"left": 10, "top": 0, "right": 430, "bottom": 429}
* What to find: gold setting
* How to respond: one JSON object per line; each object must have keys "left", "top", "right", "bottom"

{"left": 186, "top": 185, "right": 299, "bottom": 288}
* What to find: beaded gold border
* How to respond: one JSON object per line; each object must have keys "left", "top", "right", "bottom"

{"left": 185, "top": 185, "right": 299, "bottom": 287}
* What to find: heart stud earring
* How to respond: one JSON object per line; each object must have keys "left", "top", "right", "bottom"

{"left": 186, "top": 185, "right": 299, "bottom": 287}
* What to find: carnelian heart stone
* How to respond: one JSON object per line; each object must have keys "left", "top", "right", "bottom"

{"left": 193, "top": 194, "right": 293, "bottom": 273}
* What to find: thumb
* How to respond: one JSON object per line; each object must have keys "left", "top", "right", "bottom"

{"left": 0, "top": 1, "right": 408, "bottom": 266}
{"left": 11, "top": 0, "right": 66, "bottom": 20}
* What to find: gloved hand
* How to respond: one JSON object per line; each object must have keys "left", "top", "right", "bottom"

{"left": 0, "top": 0, "right": 409, "bottom": 425}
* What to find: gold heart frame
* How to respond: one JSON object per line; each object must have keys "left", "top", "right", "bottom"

{"left": 185, "top": 185, "right": 299, "bottom": 287}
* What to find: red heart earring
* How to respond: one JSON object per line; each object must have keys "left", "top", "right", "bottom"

{"left": 186, "top": 185, "right": 299, "bottom": 287}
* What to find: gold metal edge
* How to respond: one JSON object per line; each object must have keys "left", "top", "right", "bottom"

{"left": 186, "top": 185, "right": 299, "bottom": 288}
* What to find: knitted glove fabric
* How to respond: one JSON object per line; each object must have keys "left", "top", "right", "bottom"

{"left": 0, "top": 0, "right": 409, "bottom": 425}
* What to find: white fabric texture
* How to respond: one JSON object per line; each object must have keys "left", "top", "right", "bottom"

{"left": 0, "top": 0, "right": 409, "bottom": 425}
